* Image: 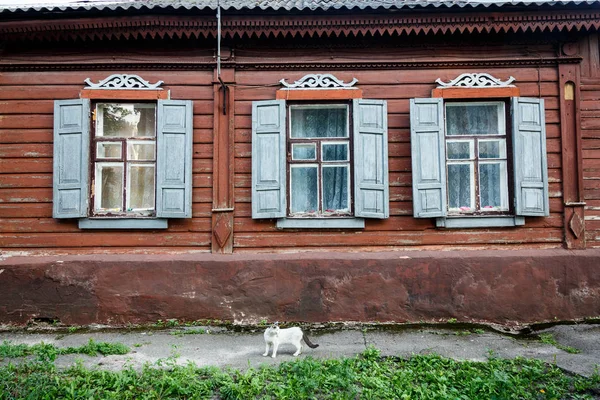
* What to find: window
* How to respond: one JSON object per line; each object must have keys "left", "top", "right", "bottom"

{"left": 288, "top": 105, "right": 351, "bottom": 217}
{"left": 93, "top": 103, "right": 157, "bottom": 216}
{"left": 53, "top": 98, "right": 193, "bottom": 229}
{"left": 410, "top": 97, "right": 548, "bottom": 228}
{"left": 445, "top": 101, "right": 510, "bottom": 215}
{"left": 251, "top": 99, "right": 389, "bottom": 228}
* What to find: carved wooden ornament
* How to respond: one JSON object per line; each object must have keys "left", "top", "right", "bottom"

{"left": 436, "top": 73, "right": 516, "bottom": 88}
{"left": 280, "top": 73, "right": 358, "bottom": 90}
{"left": 84, "top": 74, "right": 164, "bottom": 90}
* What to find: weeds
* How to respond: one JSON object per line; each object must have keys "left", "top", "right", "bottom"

{"left": 1, "top": 346, "right": 598, "bottom": 399}
{"left": 152, "top": 319, "right": 222, "bottom": 329}
{"left": 0, "top": 339, "right": 129, "bottom": 362}
{"left": 454, "top": 330, "right": 471, "bottom": 336}
{"left": 539, "top": 333, "right": 582, "bottom": 354}
{"left": 153, "top": 319, "right": 181, "bottom": 328}
{"left": 170, "top": 328, "right": 207, "bottom": 336}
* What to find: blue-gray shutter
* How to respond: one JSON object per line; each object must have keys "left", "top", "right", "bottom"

{"left": 156, "top": 99, "right": 193, "bottom": 218}
{"left": 53, "top": 99, "right": 90, "bottom": 218}
{"left": 353, "top": 99, "right": 389, "bottom": 219}
{"left": 512, "top": 97, "right": 549, "bottom": 216}
{"left": 410, "top": 98, "right": 447, "bottom": 218}
{"left": 252, "top": 100, "right": 286, "bottom": 219}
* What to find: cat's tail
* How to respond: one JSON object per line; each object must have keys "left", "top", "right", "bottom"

{"left": 303, "top": 333, "right": 319, "bottom": 349}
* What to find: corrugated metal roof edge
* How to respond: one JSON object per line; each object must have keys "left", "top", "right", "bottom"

{"left": 1, "top": 1, "right": 600, "bottom": 13}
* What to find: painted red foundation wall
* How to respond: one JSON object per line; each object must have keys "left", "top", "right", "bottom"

{"left": 1, "top": 249, "right": 599, "bottom": 327}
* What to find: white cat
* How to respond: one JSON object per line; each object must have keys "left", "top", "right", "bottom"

{"left": 262, "top": 323, "right": 319, "bottom": 358}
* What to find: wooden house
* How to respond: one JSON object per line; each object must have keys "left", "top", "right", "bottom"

{"left": 1, "top": 0, "right": 599, "bottom": 327}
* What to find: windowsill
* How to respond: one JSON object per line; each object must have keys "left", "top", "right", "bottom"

{"left": 78, "top": 218, "right": 168, "bottom": 229}
{"left": 436, "top": 216, "right": 525, "bottom": 228}
{"left": 276, "top": 217, "right": 365, "bottom": 229}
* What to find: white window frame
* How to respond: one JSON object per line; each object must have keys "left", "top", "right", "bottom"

{"left": 410, "top": 96, "right": 549, "bottom": 228}
{"left": 287, "top": 103, "right": 353, "bottom": 218}
{"left": 92, "top": 102, "right": 158, "bottom": 218}
{"left": 444, "top": 101, "right": 510, "bottom": 216}
{"left": 94, "top": 161, "right": 125, "bottom": 213}
{"left": 126, "top": 163, "right": 156, "bottom": 213}
{"left": 53, "top": 97, "right": 193, "bottom": 229}
{"left": 252, "top": 98, "right": 389, "bottom": 228}
{"left": 445, "top": 101, "right": 506, "bottom": 137}
{"left": 291, "top": 143, "right": 317, "bottom": 161}
{"left": 289, "top": 104, "right": 349, "bottom": 139}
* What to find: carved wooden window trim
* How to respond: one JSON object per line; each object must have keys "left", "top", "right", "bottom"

{"left": 53, "top": 75, "right": 192, "bottom": 230}
{"left": 80, "top": 74, "right": 169, "bottom": 101}
{"left": 276, "top": 73, "right": 363, "bottom": 101}
{"left": 411, "top": 73, "right": 549, "bottom": 228}
{"left": 432, "top": 72, "right": 520, "bottom": 99}
{"left": 252, "top": 74, "right": 389, "bottom": 228}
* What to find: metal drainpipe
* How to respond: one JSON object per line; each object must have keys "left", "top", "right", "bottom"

{"left": 217, "top": 2, "right": 227, "bottom": 115}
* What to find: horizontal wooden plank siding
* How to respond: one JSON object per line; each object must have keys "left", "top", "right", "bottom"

{"left": 0, "top": 70, "right": 214, "bottom": 252}
{"left": 581, "top": 33, "right": 600, "bottom": 247}
{"left": 582, "top": 76, "right": 600, "bottom": 247}
{"left": 0, "top": 36, "right": 581, "bottom": 253}
{"left": 233, "top": 56, "right": 564, "bottom": 251}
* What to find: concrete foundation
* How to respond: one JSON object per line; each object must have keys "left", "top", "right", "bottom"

{"left": 1, "top": 249, "right": 599, "bottom": 326}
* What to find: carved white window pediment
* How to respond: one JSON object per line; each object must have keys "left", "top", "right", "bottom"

{"left": 84, "top": 74, "right": 164, "bottom": 90}
{"left": 436, "top": 73, "right": 516, "bottom": 88}
{"left": 280, "top": 73, "right": 358, "bottom": 90}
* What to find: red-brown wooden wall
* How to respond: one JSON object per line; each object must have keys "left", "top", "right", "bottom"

{"left": 231, "top": 44, "right": 564, "bottom": 252}
{"left": 581, "top": 34, "right": 600, "bottom": 247}
{"left": 0, "top": 36, "right": 592, "bottom": 254}
{"left": 0, "top": 70, "right": 214, "bottom": 253}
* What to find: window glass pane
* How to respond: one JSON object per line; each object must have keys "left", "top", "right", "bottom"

{"left": 128, "top": 142, "right": 156, "bottom": 161}
{"left": 447, "top": 163, "right": 473, "bottom": 211}
{"left": 135, "top": 106, "right": 157, "bottom": 137}
{"left": 322, "top": 143, "right": 349, "bottom": 162}
{"left": 128, "top": 164, "right": 155, "bottom": 211}
{"left": 479, "top": 162, "right": 508, "bottom": 210}
{"left": 290, "top": 106, "right": 347, "bottom": 138}
{"left": 322, "top": 165, "right": 349, "bottom": 212}
{"left": 446, "top": 103, "right": 502, "bottom": 136}
{"left": 96, "top": 142, "right": 122, "bottom": 159}
{"left": 95, "top": 163, "right": 123, "bottom": 212}
{"left": 447, "top": 141, "right": 472, "bottom": 160}
{"left": 292, "top": 144, "right": 316, "bottom": 160}
{"left": 97, "top": 104, "right": 156, "bottom": 138}
{"left": 290, "top": 166, "right": 318, "bottom": 213}
{"left": 479, "top": 140, "right": 506, "bottom": 159}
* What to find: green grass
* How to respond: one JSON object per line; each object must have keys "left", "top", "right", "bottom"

{"left": 539, "top": 333, "right": 582, "bottom": 354}
{"left": 170, "top": 328, "right": 207, "bottom": 336}
{"left": 153, "top": 319, "right": 181, "bottom": 328}
{"left": 1, "top": 346, "right": 598, "bottom": 399}
{"left": 0, "top": 339, "right": 130, "bottom": 362}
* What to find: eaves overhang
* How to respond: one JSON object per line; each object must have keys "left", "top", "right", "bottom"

{"left": 1, "top": 0, "right": 600, "bottom": 13}
{"left": 0, "top": 1, "right": 599, "bottom": 42}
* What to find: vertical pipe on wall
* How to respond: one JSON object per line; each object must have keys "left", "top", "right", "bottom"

{"left": 216, "top": 2, "right": 227, "bottom": 115}
{"left": 211, "top": 1, "right": 235, "bottom": 253}
{"left": 559, "top": 59, "right": 586, "bottom": 249}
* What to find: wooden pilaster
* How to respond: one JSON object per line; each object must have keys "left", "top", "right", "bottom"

{"left": 211, "top": 68, "right": 235, "bottom": 253}
{"left": 559, "top": 50, "right": 586, "bottom": 249}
